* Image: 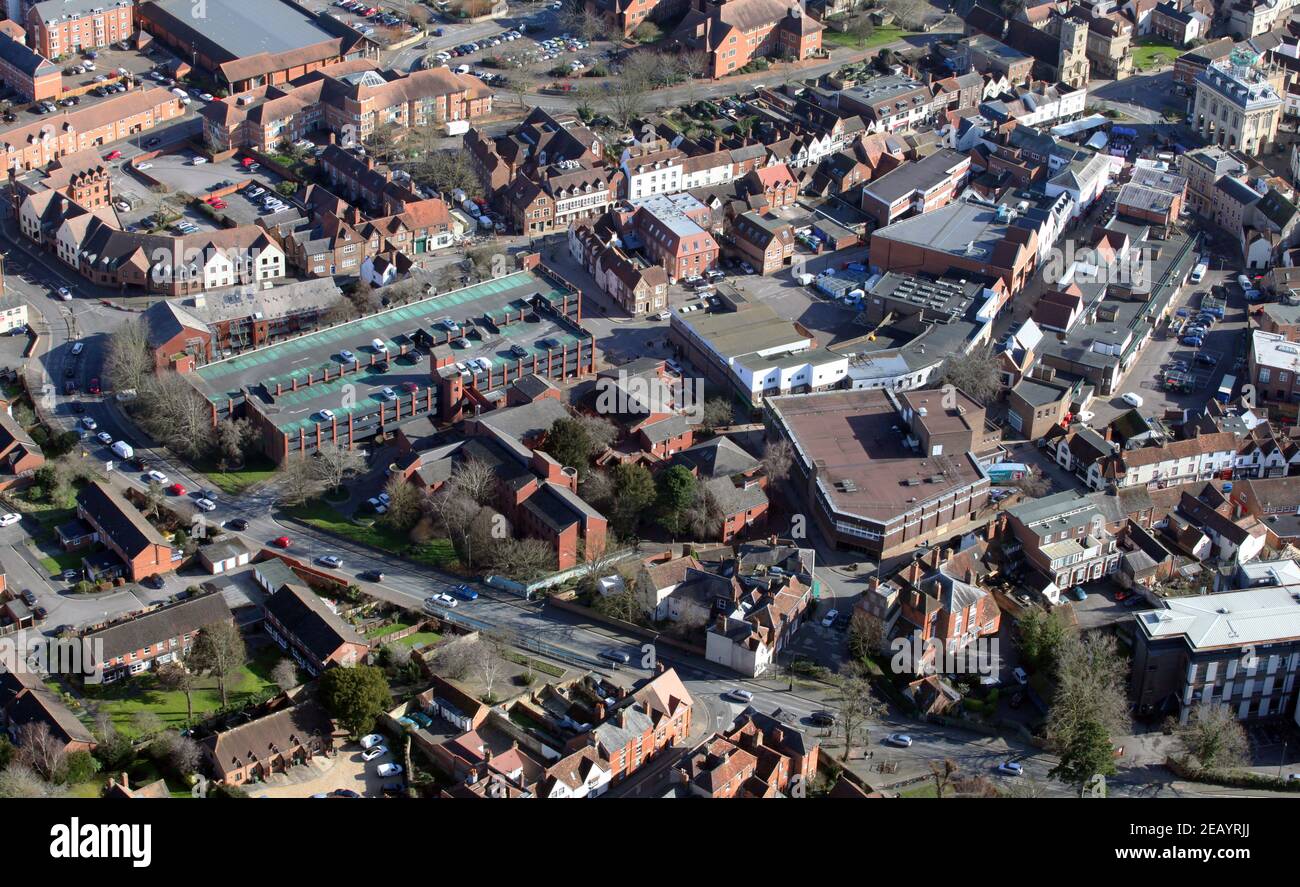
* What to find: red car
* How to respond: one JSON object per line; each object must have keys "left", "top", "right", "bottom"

{"left": 103, "top": 150, "right": 122, "bottom": 161}
{"left": 211, "top": 200, "right": 227, "bottom": 209}
{"left": 401, "top": 381, "right": 419, "bottom": 392}
{"left": 273, "top": 536, "right": 293, "bottom": 548}
{"left": 88, "top": 377, "right": 101, "bottom": 395}
{"left": 167, "top": 483, "right": 187, "bottom": 496}
{"left": 240, "top": 157, "right": 254, "bottom": 167}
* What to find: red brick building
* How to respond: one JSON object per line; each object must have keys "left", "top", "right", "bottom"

{"left": 673, "top": 0, "right": 823, "bottom": 80}
{"left": 0, "top": 30, "right": 60, "bottom": 101}
{"left": 566, "top": 667, "right": 693, "bottom": 783}
{"left": 263, "top": 582, "right": 370, "bottom": 676}
{"left": 26, "top": 0, "right": 134, "bottom": 60}
{"left": 674, "top": 710, "right": 819, "bottom": 797}
{"left": 84, "top": 592, "right": 233, "bottom": 683}
{"left": 0, "top": 85, "right": 184, "bottom": 172}
{"left": 0, "top": 409, "right": 45, "bottom": 491}
{"left": 74, "top": 481, "right": 181, "bottom": 583}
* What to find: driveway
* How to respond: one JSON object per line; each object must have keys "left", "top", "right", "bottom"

{"left": 247, "top": 742, "right": 398, "bottom": 798}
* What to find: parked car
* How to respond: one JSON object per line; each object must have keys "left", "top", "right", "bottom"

{"left": 361, "top": 745, "right": 388, "bottom": 762}
{"left": 96, "top": 432, "right": 113, "bottom": 445}
{"left": 821, "top": 609, "right": 838, "bottom": 627}
{"left": 1120, "top": 392, "right": 1144, "bottom": 408}
{"left": 376, "top": 763, "right": 403, "bottom": 777}
{"left": 1012, "top": 666, "right": 1029, "bottom": 685}
{"left": 996, "top": 761, "right": 1025, "bottom": 777}
{"left": 0, "top": 513, "right": 20, "bottom": 527}
{"left": 451, "top": 584, "right": 478, "bottom": 601}
{"left": 80, "top": 416, "right": 97, "bottom": 430}
{"left": 359, "top": 734, "right": 384, "bottom": 749}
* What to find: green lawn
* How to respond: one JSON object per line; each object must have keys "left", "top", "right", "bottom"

{"left": 286, "top": 500, "right": 459, "bottom": 569}
{"left": 396, "top": 631, "right": 443, "bottom": 649}
{"left": 366, "top": 621, "right": 415, "bottom": 640}
{"left": 900, "top": 782, "right": 939, "bottom": 798}
{"left": 1132, "top": 38, "right": 1180, "bottom": 70}
{"left": 77, "top": 650, "right": 281, "bottom": 738}
{"left": 33, "top": 543, "right": 94, "bottom": 575}
{"left": 823, "top": 27, "right": 915, "bottom": 50}
{"left": 193, "top": 457, "right": 279, "bottom": 495}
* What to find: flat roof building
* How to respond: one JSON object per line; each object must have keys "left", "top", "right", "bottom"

{"left": 766, "top": 388, "right": 992, "bottom": 559}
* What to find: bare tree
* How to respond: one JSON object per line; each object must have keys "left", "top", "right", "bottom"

{"left": 929, "top": 758, "right": 961, "bottom": 799}
{"left": 601, "top": 68, "right": 654, "bottom": 132}
{"left": 150, "top": 730, "right": 203, "bottom": 775}
{"left": 448, "top": 457, "right": 497, "bottom": 505}
{"left": 762, "top": 438, "right": 794, "bottom": 483}
{"left": 0, "top": 763, "right": 56, "bottom": 798}
{"left": 136, "top": 372, "right": 216, "bottom": 460}
{"left": 105, "top": 317, "right": 152, "bottom": 393}
{"left": 313, "top": 443, "right": 367, "bottom": 493}
{"left": 427, "top": 635, "right": 477, "bottom": 680}
{"left": 189, "top": 620, "right": 246, "bottom": 707}
{"left": 271, "top": 658, "right": 299, "bottom": 692}
{"left": 15, "top": 722, "right": 66, "bottom": 781}
{"left": 939, "top": 346, "right": 1001, "bottom": 406}
{"left": 471, "top": 638, "right": 506, "bottom": 702}
{"left": 278, "top": 456, "right": 326, "bottom": 506}
{"left": 155, "top": 662, "right": 199, "bottom": 727}
{"left": 490, "top": 537, "right": 557, "bottom": 583}
{"left": 576, "top": 414, "right": 618, "bottom": 454}
{"left": 836, "top": 666, "right": 886, "bottom": 757}
{"left": 559, "top": 4, "right": 604, "bottom": 42}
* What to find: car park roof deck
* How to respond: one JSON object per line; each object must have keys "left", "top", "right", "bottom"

{"left": 191, "top": 269, "right": 580, "bottom": 402}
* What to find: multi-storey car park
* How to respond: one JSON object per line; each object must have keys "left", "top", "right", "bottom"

{"left": 186, "top": 265, "right": 594, "bottom": 461}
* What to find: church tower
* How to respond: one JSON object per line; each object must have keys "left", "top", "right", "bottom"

{"left": 1057, "top": 18, "right": 1091, "bottom": 89}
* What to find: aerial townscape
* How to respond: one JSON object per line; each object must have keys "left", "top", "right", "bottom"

{"left": 0, "top": 0, "right": 1299, "bottom": 813}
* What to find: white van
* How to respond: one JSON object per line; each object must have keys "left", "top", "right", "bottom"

{"left": 111, "top": 440, "right": 134, "bottom": 460}
{"left": 70, "top": 342, "right": 84, "bottom": 356}
{"left": 1190, "top": 263, "right": 1207, "bottom": 284}
{"left": 1238, "top": 273, "right": 1252, "bottom": 291}
{"left": 371, "top": 338, "right": 387, "bottom": 352}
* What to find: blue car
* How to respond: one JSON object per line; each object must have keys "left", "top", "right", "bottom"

{"left": 1182, "top": 336, "right": 1203, "bottom": 347}
{"left": 1072, "top": 587, "right": 1088, "bottom": 602}
{"left": 452, "top": 584, "right": 478, "bottom": 601}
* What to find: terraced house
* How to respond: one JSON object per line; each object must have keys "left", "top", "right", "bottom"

{"left": 0, "top": 85, "right": 184, "bottom": 172}
{"left": 82, "top": 593, "right": 234, "bottom": 684}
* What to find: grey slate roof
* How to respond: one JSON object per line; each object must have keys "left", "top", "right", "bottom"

{"left": 86, "top": 593, "right": 233, "bottom": 664}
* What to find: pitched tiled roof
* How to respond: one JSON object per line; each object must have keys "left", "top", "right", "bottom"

{"left": 86, "top": 593, "right": 233, "bottom": 664}
{"left": 264, "top": 583, "right": 366, "bottom": 665}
